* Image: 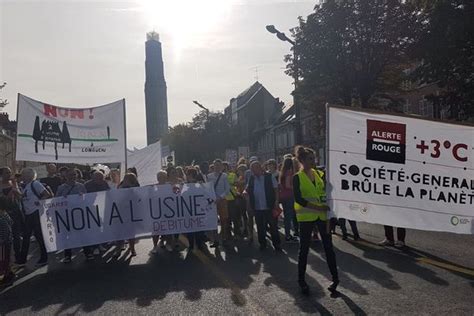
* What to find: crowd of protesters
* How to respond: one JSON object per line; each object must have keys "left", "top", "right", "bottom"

{"left": 0, "top": 145, "right": 407, "bottom": 292}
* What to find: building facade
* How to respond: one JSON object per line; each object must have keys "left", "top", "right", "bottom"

{"left": 224, "top": 81, "right": 283, "bottom": 159}
{"left": 145, "top": 31, "right": 168, "bottom": 145}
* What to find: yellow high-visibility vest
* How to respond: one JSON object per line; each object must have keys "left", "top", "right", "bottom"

{"left": 226, "top": 172, "right": 237, "bottom": 201}
{"left": 294, "top": 168, "right": 327, "bottom": 222}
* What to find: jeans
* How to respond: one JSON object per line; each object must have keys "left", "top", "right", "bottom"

{"left": 298, "top": 220, "right": 338, "bottom": 282}
{"left": 254, "top": 209, "right": 281, "bottom": 248}
{"left": 384, "top": 226, "right": 406, "bottom": 242}
{"left": 280, "top": 198, "right": 299, "bottom": 237}
{"left": 19, "top": 212, "right": 47, "bottom": 263}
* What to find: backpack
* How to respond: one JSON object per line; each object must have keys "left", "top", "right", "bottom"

{"left": 30, "top": 181, "right": 52, "bottom": 200}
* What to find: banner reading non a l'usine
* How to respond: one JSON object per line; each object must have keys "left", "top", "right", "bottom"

{"left": 39, "top": 183, "right": 217, "bottom": 252}
{"left": 327, "top": 106, "right": 474, "bottom": 234}
{"left": 16, "top": 94, "right": 126, "bottom": 163}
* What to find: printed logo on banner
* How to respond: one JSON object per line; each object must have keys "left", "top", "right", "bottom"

{"left": 366, "top": 119, "right": 406, "bottom": 164}
{"left": 450, "top": 216, "right": 470, "bottom": 226}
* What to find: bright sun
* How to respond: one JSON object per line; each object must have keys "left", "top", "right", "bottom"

{"left": 139, "top": 0, "right": 234, "bottom": 57}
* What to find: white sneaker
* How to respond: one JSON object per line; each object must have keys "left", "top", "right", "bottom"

{"left": 93, "top": 248, "right": 100, "bottom": 255}
{"left": 377, "top": 239, "right": 394, "bottom": 246}
{"left": 394, "top": 241, "right": 405, "bottom": 248}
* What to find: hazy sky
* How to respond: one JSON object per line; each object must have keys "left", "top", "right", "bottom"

{"left": 0, "top": 0, "right": 315, "bottom": 147}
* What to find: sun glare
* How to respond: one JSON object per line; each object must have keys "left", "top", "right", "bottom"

{"left": 139, "top": 0, "right": 234, "bottom": 58}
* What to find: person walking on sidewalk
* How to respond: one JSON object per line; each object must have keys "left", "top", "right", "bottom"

{"left": 293, "top": 146, "right": 339, "bottom": 294}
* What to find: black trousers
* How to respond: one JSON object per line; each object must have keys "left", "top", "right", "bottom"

{"left": 299, "top": 220, "right": 338, "bottom": 282}
{"left": 186, "top": 231, "right": 205, "bottom": 248}
{"left": 339, "top": 218, "right": 360, "bottom": 238}
{"left": 8, "top": 209, "right": 24, "bottom": 262}
{"left": 384, "top": 226, "right": 406, "bottom": 242}
{"left": 254, "top": 209, "right": 280, "bottom": 248}
{"left": 19, "top": 212, "right": 47, "bottom": 263}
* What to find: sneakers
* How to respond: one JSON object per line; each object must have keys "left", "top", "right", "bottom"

{"left": 93, "top": 248, "right": 100, "bottom": 256}
{"left": 378, "top": 239, "right": 394, "bottom": 246}
{"left": 62, "top": 256, "right": 72, "bottom": 264}
{"left": 394, "top": 240, "right": 405, "bottom": 248}
{"left": 86, "top": 253, "right": 95, "bottom": 261}
{"left": 328, "top": 279, "right": 339, "bottom": 292}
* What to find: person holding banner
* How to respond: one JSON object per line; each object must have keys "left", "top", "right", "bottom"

{"left": 117, "top": 173, "right": 140, "bottom": 257}
{"left": 17, "top": 168, "right": 52, "bottom": 267}
{"left": 293, "top": 146, "right": 339, "bottom": 294}
{"left": 56, "top": 168, "right": 93, "bottom": 263}
{"left": 379, "top": 226, "right": 406, "bottom": 247}
{"left": 185, "top": 167, "right": 206, "bottom": 251}
{"left": 85, "top": 171, "right": 110, "bottom": 255}
{"left": 150, "top": 170, "right": 168, "bottom": 254}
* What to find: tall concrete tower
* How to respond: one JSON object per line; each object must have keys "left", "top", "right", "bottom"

{"left": 145, "top": 31, "right": 168, "bottom": 145}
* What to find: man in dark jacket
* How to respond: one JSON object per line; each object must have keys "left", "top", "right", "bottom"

{"left": 246, "top": 161, "right": 281, "bottom": 251}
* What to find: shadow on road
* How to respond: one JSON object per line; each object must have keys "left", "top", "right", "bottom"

{"left": 349, "top": 241, "right": 451, "bottom": 286}
{"left": 0, "top": 236, "right": 370, "bottom": 315}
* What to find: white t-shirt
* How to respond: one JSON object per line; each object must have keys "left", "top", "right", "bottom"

{"left": 22, "top": 181, "right": 47, "bottom": 215}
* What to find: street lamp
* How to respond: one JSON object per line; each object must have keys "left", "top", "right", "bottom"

{"left": 192, "top": 100, "right": 210, "bottom": 121}
{"left": 265, "top": 24, "right": 301, "bottom": 145}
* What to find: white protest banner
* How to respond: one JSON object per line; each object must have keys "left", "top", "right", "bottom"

{"left": 16, "top": 94, "right": 126, "bottom": 163}
{"left": 39, "top": 183, "right": 217, "bottom": 252}
{"left": 127, "top": 141, "right": 162, "bottom": 186}
{"left": 327, "top": 106, "right": 474, "bottom": 234}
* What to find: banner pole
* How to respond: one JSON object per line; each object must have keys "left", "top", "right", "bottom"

{"left": 14, "top": 93, "right": 20, "bottom": 172}
{"left": 123, "top": 98, "right": 128, "bottom": 172}
{"left": 325, "top": 102, "right": 333, "bottom": 218}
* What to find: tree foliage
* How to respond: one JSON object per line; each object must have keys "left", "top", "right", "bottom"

{"left": 410, "top": 0, "right": 474, "bottom": 120}
{"left": 0, "top": 82, "right": 8, "bottom": 108}
{"left": 163, "top": 110, "right": 237, "bottom": 165}
{"left": 287, "top": 0, "right": 421, "bottom": 110}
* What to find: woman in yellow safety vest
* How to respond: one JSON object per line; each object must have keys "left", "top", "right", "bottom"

{"left": 293, "top": 146, "right": 339, "bottom": 294}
